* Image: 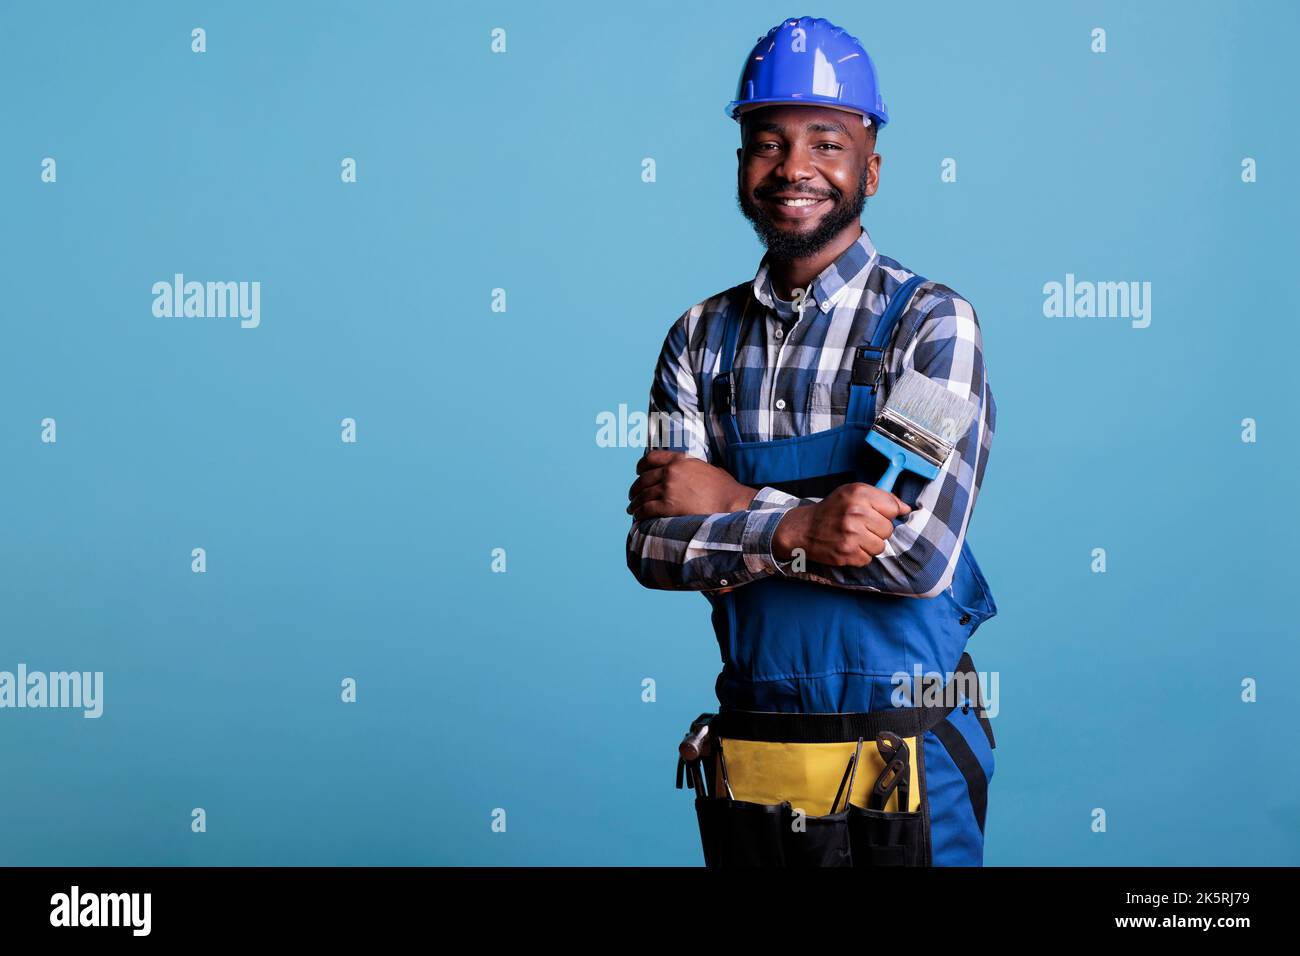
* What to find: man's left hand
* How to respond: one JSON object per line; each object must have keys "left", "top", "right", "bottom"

{"left": 627, "top": 451, "right": 758, "bottom": 521}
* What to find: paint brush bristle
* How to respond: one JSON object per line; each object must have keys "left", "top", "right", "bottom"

{"left": 875, "top": 369, "right": 979, "bottom": 467}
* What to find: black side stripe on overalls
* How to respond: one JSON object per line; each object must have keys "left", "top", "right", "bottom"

{"left": 974, "top": 707, "right": 996, "bottom": 751}
{"left": 930, "top": 718, "right": 987, "bottom": 834}
{"left": 967, "top": 656, "right": 996, "bottom": 751}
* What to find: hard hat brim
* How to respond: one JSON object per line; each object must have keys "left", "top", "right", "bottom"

{"left": 728, "top": 99, "right": 887, "bottom": 128}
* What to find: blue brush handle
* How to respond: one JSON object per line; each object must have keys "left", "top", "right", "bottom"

{"left": 876, "top": 454, "right": 906, "bottom": 494}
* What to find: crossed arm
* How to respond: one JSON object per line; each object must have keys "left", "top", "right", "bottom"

{"left": 624, "top": 293, "right": 993, "bottom": 598}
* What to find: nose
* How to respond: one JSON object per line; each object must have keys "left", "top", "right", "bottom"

{"left": 775, "top": 142, "right": 817, "bottom": 185}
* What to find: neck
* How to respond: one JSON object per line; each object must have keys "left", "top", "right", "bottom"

{"left": 767, "top": 223, "right": 863, "bottom": 300}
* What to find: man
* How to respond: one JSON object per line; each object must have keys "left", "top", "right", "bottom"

{"left": 626, "top": 17, "right": 999, "bottom": 867}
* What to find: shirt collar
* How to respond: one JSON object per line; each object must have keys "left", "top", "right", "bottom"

{"left": 751, "top": 226, "right": 879, "bottom": 317}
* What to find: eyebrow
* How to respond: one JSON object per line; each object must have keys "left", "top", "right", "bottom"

{"left": 749, "top": 118, "right": 852, "bottom": 137}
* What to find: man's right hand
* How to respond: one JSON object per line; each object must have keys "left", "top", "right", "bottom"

{"left": 772, "top": 484, "right": 912, "bottom": 567}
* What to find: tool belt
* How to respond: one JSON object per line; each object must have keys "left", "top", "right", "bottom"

{"left": 675, "top": 652, "right": 994, "bottom": 868}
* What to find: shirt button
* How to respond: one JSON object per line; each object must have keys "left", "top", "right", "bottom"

{"left": 775, "top": 399, "right": 786, "bottom": 410}
{"left": 719, "top": 579, "right": 729, "bottom": 587}
{"left": 774, "top": 327, "right": 784, "bottom": 339}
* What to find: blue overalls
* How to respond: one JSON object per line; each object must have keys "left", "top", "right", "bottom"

{"left": 682, "top": 274, "right": 999, "bottom": 867}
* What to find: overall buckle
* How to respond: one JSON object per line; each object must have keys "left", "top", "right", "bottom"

{"left": 711, "top": 372, "right": 736, "bottom": 416}
{"left": 851, "top": 346, "right": 885, "bottom": 390}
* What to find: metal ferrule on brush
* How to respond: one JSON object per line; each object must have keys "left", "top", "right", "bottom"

{"left": 872, "top": 407, "right": 950, "bottom": 468}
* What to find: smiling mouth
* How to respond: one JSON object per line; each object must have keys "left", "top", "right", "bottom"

{"left": 760, "top": 194, "right": 832, "bottom": 220}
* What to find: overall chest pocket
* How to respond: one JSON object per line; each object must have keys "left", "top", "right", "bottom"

{"left": 806, "top": 381, "right": 853, "bottom": 430}
{"left": 807, "top": 380, "right": 852, "bottom": 412}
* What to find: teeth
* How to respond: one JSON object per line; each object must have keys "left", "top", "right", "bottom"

{"left": 780, "top": 198, "right": 821, "bottom": 206}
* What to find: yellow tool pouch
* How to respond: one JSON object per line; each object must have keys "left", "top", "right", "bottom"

{"left": 676, "top": 653, "right": 993, "bottom": 868}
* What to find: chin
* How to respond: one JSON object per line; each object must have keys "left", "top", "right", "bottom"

{"left": 777, "top": 217, "right": 825, "bottom": 231}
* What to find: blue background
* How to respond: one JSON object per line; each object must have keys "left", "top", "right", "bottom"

{"left": 1, "top": 0, "right": 1296, "bottom": 865}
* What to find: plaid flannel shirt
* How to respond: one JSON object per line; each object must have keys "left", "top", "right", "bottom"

{"left": 625, "top": 226, "right": 995, "bottom": 598}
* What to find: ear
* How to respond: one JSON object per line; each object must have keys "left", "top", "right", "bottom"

{"left": 864, "top": 152, "right": 881, "bottom": 196}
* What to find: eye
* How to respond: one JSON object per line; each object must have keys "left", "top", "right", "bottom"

{"left": 817, "top": 143, "right": 844, "bottom": 151}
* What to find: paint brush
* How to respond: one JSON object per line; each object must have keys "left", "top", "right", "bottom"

{"left": 867, "top": 369, "right": 979, "bottom": 494}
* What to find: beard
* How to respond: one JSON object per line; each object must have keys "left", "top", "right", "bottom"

{"left": 736, "top": 163, "right": 870, "bottom": 261}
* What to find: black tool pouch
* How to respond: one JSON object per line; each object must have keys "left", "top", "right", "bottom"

{"left": 846, "top": 805, "right": 926, "bottom": 867}
{"left": 686, "top": 749, "right": 925, "bottom": 869}
{"left": 695, "top": 797, "right": 854, "bottom": 868}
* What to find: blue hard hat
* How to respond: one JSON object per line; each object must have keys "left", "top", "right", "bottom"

{"left": 725, "top": 16, "right": 889, "bottom": 129}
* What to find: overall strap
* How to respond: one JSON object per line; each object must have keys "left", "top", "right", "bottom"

{"left": 845, "top": 274, "right": 928, "bottom": 424}
{"left": 710, "top": 291, "right": 752, "bottom": 450}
